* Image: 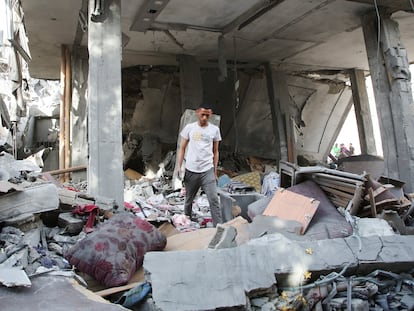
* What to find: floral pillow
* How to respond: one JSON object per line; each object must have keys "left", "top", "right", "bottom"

{"left": 64, "top": 213, "right": 166, "bottom": 287}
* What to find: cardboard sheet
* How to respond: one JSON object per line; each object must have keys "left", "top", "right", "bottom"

{"left": 263, "top": 188, "right": 319, "bottom": 234}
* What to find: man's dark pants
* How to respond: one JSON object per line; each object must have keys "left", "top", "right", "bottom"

{"left": 183, "top": 168, "right": 222, "bottom": 227}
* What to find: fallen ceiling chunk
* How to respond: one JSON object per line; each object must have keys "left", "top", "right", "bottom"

{"left": 144, "top": 233, "right": 414, "bottom": 310}
{"left": 0, "top": 267, "right": 31, "bottom": 287}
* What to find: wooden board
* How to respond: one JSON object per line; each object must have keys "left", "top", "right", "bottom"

{"left": 164, "top": 228, "right": 217, "bottom": 251}
{"left": 158, "top": 222, "right": 180, "bottom": 238}
{"left": 262, "top": 188, "right": 319, "bottom": 234}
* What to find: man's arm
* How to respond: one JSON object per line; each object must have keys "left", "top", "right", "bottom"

{"left": 213, "top": 140, "right": 219, "bottom": 179}
{"left": 176, "top": 137, "right": 188, "bottom": 178}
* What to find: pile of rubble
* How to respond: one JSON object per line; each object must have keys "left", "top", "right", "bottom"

{"left": 247, "top": 269, "right": 414, "bottom": 310}
{"left": 1, "top": 151, "right": 414, "bottom": 310}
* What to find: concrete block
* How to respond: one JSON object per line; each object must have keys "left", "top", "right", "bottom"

{"left": 401, "top": 294, "right": 414, "bottom": 310}
{"left": 219, "top": 191, "right": 265, "bottom": 222}
{"left": 248, "top": 215, "right": 302, "bottom": 240}
{"left": 356, "top": 218, "right": 395, "bottom": 237}
{"left": 0, "top": 267, "right": 31, "bottom": 287}
{"left": 145, "top": 244, "right": 277, "bottom": 311}
{"left": 57, "top": 212, "right": 84, "bottom": 234}
{"left": 327, "top": 298, "right": 369, "bottom": 310}
{"left": 207, "top": 225, "right": 237, "bottom": 249}
{"left": 247, "top": 196, "right": 272, "bottom": 220}
{"left": 351, "top": 235, "right": 414, "bottom": 274}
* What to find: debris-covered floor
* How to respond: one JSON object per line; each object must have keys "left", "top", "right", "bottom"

{"left": 1, "top": 151, "right": 414, "bottom": 311}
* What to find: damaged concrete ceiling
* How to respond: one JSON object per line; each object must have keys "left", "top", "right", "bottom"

{"left": 21, "top": 0, "right": 414, "bottom": 80}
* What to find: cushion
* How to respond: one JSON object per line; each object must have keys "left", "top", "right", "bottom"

{"left": 232, "top": 171, "right": 262, "bottom": 193}
{"left": 64, "top": 213, "right": 167, "bottom": 287}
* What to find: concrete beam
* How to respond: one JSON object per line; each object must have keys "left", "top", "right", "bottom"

{"left": 87, "top": 0, "right": 124, "bottom": 207}
{"left": 222, "top": 0, "right": 285, "bottom": 34}
{"left": 130, "top": 0, "right": 170, "bottom": 32}
{"left": 346, "top": 0, "right": 413, "bottom": 12}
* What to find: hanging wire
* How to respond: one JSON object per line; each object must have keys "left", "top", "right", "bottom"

{"left": 232, "top": 35, "right": 239, "bottom": 154}
{"left": 12, "top": 121, "right": 17, "bottom": 159}
{"left": 373, "top": 0, "right": 381, "bottom": 61}
{"left": 280, "top": 263, "right": 353, "bottom": 291}
{"left": 233, "top": 36, "right": 239, "bottom": 111}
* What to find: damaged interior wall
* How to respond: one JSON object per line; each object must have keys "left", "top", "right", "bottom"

{"left": 16, "top": 7, "right": 413, "bottom": 188}
{"left": 122, "top": 67, "right": 180, "bottom": 146}
{"left": 12, "top": 0, "right": 414, "bottom": 197}
{"left": 116, "top": 64, "right": 354, "bottom": 172}
{"left": 289, "top": 74, "right": 353, "bottom": 164}
{"left": 4, "top": 55, "right": 369, "bottom": 181}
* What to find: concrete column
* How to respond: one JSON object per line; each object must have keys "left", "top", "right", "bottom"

{"left": 178, "top": 54, "right": 203, "bottom": 112}
{"left": 264, "top": 63, "right": 288, "bottom": 163}
{"left": 362, "top": 10, "right": 414, "bottom": 192}
{"left": 349, "top": 69, "right": 377, "bottom": 155}
{"left": 87, "top": 0, "right": 123, "bottom": 207}
{"left": 273, "top": 70, "right": 296, "bottom": 163}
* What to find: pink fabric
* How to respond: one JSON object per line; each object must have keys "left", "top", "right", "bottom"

{"left": 172, "top": 214, "right": 191, "bottom": 226}
{"left": 72, "top": 204, "right": 99, "bottom": 233}
{"left": 64, "top": 213, "right": 166, "bottom": 287}
{"left": 124, "top": 202, "right": 135, "bottom": 210}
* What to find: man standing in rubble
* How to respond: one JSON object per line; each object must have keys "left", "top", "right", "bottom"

{"left": 175, "top": 104, "right": 223, "bottom": 227}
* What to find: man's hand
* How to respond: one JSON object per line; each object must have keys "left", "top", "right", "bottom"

{"left": 176, "top": 169, "right": 183, "bottom": 181}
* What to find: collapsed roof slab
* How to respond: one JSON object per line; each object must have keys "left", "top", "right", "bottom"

{"left": 144, "top": 233, "right": 414, "bottom": 310}
{"left": 0, "top": 275, "right": 127, "bottom": 311}
{"left": 21, "top": 0, "right": 414, "bottom": 79}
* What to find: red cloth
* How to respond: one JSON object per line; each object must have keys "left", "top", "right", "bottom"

{"left": 201, "top": 218, "right": 212, "bottom": 226}
{"left": 73, "top": 204, "right": 99, "bottom": 233}
{"left": 65, "top": 186, "right": 80, "bottom": 192}
{"left": 124, "top": 202, "right": 135, "bottom": 210}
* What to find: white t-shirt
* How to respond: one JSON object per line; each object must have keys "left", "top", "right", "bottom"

{"left": 180, "top": 122, "right": 222, "bottom": 173}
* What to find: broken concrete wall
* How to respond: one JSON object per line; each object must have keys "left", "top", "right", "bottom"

{"left": 230, "top": 70, "right": 279, "bottom": 159}
{"left": 201, "top": 68, "right": 238, "bottom": 152}
{"left": 105, "top": 65, "right": 354, "bottom": 172}
{"left": 122, "top": 67, "right": 181, "bottom": 146}
{"left": 0, "top": 75, "right": 61, "bottom": 170}
{"left": 202, "top": 68, "right": 279, "bottom": 159}
{"left": 3, "top": 63, "right": 353, "bottom": 175}
{"left": 288, "top": 74, "right": 353, "bottom": 164}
